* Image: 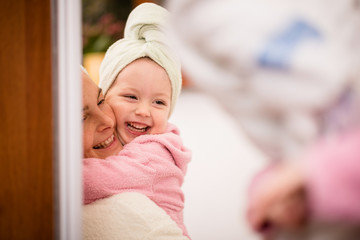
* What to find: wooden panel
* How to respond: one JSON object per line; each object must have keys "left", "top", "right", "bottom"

{"left": 0, "top": 0, "right": 54, "bottom": 239}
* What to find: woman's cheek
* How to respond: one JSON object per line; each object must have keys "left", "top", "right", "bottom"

{"left": 82, "top": 134, "right": 92, "bottom": 158}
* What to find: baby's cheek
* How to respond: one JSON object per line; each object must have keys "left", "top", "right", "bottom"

{"left": 107, "top": 101, "right": 121, "bottom": 118}
{"left": 106, "top": 96, "right": 115, "bottom": 107}
{"left": 150, "top": 123, "right": 167, "bottom": 135}
{"left": 160, "top": 123, "right": 167, "bottom": 133}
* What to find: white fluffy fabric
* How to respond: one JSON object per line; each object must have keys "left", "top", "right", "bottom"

{"left": 99, "top": 3, "right": 182, "bottom": 116}
{"left": 83, "top": 192, "right": 189, "bottom": 240}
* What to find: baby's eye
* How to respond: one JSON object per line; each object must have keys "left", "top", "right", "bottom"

{"left": 125, "top": 95, "right": 137, "bottom": 100}
{"left": 154, "top": 100, "right": 165, "bottom": 105}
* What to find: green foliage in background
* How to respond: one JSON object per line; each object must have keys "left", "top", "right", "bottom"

{"left": 82, "top": 0, "right": 132, "bottom": 54}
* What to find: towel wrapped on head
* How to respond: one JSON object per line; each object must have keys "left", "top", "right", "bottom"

{"left": 99, "top": 3, "right": 182, "bottom": 116}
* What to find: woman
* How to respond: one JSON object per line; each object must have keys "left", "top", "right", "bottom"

{"left": 81, "top": 68, "right": 189, "bottom": 240}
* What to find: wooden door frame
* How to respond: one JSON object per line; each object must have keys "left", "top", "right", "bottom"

{"left": 52, "top": 0, "right": 82, "bottom": 239}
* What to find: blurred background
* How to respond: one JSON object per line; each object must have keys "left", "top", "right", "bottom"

{"left": 82, "top": 0, "right": 130, "bottom": 84}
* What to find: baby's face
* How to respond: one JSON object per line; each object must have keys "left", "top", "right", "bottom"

{"left": 106, "top": 58, "right": 171, "bottom": 144}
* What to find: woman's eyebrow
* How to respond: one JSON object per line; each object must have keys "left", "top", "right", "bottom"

{"left": 98, "top": 88, "right": 102, "bottom": 98}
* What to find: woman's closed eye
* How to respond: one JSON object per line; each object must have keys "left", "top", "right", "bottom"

{"left": 97, "top": 98, "right": 105, "bottom": 105}
{"left": 97, "top": 90, "right": 105, "bottom": 106}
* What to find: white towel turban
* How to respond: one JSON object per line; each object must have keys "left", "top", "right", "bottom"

{"left": 99, "top": 3, "right": 182, "bottom": 116}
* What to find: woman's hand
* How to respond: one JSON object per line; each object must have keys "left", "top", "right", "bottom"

{"left": 248, "top": 163, "right": 308, "bottom": 237}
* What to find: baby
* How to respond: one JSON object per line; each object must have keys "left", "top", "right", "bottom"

{"left": 82, "top": 3, "right": 191, "bottom": 238}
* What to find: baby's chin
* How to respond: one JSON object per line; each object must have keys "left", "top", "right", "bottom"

{"left": 118, "top": 125, "right": 166, "bottom": 145}
{"left": 118, "top": 131, "right": 139, "bottom": 145}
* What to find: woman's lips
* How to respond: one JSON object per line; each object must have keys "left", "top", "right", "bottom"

{"left": 93, "top": 135, "right": 115, "bottom": 149}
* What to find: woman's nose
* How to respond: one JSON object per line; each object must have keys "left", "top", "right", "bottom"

{"left": 135, "top": 103, "right": 151, "bottom": 117}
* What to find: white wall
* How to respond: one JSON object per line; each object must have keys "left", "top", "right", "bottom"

{"left": 171, "top": 89, "right": 268, "bottom": 240}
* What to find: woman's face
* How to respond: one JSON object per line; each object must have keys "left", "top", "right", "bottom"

{"left": 82, "top": 72, "right": 123, "bottom": 158}
{"left": 106, "top": 58, "right": 171, "bottom": 145}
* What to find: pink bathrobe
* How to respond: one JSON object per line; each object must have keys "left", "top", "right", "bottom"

{"left": 304, "top": 127, "right": 360, "bottom": 222}
{"left": 83, "top": 123, "right": 192, "bottom": 237}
